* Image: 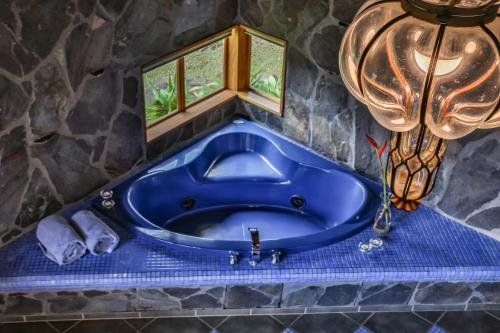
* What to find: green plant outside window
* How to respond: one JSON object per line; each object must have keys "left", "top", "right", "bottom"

{"left": 249, "top": 36, "right": 284, "bottom": 99}
{"left": 143, "top": 39, "right": 225, "bottom": 125}
{"left": 143, "top": 27, "right": 286, "bottom": 129}
{"left": 143, "top": 61, "right": 177, "bottom": 125}
{"left": 184, "top": 39, "right": 225, "bottom": 105}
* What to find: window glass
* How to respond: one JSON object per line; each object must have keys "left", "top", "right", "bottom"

{"left": 143, "top": 26, "right": 287, "bottom": 142}
{"left": 143, "top": 60, "right": 177, "bottom": 125}
{"left": 249, "top": 35, "right": 284, "bottom": 99}
{"left": 184, "top": 39, "right": 225, "bottom": 105}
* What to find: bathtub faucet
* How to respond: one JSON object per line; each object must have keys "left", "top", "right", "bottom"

{"left": 248, "top": 227, "right": 260, "bottom": 266}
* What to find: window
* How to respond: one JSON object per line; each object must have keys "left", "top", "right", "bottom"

{"left": 142, "top": 25, "right": 287, "bottom": 142}
{"left": 143, "top": 60, "right": 177, "bottom": 125}
{"left": 184, "top": 39, "right": 225, "bottom": 105}
{"left": 249, "top": 32, "right": 285, "bottom": 101}
{"left": 142, "top": 33, "right": 228, "bottom": 128}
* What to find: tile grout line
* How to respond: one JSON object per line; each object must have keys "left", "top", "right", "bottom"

{"left": 140, "top": 317, "right": 157, "bottom": 331}
{"left": 485, "top": 310, "right": 500, "bottom": 321}
{"left": 362, "top": 312, "right": 375, "bottom": 325}
{"left": 197, "top": 316, "right": 215, "bottom": 329}
{"left": 212, "top": 315, "right": 231, "bottom": 329}
{"left": 434, "top": 311, "right": 447, "bottom": 325}
{"left": 46, "top": 321, "right": 61, "bottom": 333}
{"left": 288, "top": 314, "right": 303, "bottom": 328}
{"left": 46, "top": 319, "right": 81, "bottom": 333}
{"left": 64, "top": 320, "right": 82, "bottom": 333}
{"left": 122, "top": 318, "right": 139, "bottom": 332}
{"left": 412, "top": 311, "right": 437, "bottom": 325}
{"left": 340, "top": 312, "right": 366, "bottom": 327}
{"left": 270, "top": 313, "right": 304, "bottom": 329}
{"left": 268, "top": 314, "right": 288, "bottom": 328}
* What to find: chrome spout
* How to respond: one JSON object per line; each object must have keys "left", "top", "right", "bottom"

{"left": 248, "top": 227, "right": 260, "bottom": 266}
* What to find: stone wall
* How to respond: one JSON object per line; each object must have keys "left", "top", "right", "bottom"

{"left": 1, "top": 282, "right": 499, "bottom": 322}
{"left": 0, "top": 0, "right": 237, "bottom": 246}
{"left": 1, "top": 0, "right": 499, "bottom": 247}
{"left": 235, "top": 0, "right": 500, "bottom": 241}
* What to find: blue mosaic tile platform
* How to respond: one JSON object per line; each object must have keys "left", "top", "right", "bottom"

{"left": 1, "top": 120, "right": 500, "bottom": 292}
{"left": 0, "top": 203, "right": 499, "bottom": 291}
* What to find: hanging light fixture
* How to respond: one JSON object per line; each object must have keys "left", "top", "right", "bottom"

{"left": 339, "top": 0, "right": 500, "bottom": 211}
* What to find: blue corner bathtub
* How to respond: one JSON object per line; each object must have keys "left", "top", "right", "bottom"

{"left": 92, "top": 119, "right": 380, "bottom": 261}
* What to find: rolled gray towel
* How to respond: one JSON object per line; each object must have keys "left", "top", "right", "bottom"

{"left": 71, "top": 210, "right": 120, "bottom": 255}
{"left": 36, "top": 215, "right": 87, "bottom": 265}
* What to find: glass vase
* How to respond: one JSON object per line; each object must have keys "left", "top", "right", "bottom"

{"left": 373, "top": 196, "right": 392, "bottom": 236}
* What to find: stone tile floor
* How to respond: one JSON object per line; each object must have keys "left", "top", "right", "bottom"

{"left": 1, "top": 311, "right": 499, "bottom": 333}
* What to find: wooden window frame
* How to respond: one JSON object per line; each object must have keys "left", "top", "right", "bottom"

{"left": 142, "top": 25, "right": 287, "bottom": 142}
{"left": 237, "top": 25, "right": 287, "bottom": 115}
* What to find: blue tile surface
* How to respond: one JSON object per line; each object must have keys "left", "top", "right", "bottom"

{"left": 0, "top": 203, "right": 499, "bottom": 291}
{"left": 0, "top": 120, "right": 499, "bottom": 291}
{"left": 282, "top": 329, "right": 297, "bottom": 333}
{"left": 428, "top": 325, "right": 447, "bottom": 333}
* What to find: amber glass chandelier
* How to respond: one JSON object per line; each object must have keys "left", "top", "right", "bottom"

{"left": 339, "top": 0, "right": 500, "bottom": 211}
